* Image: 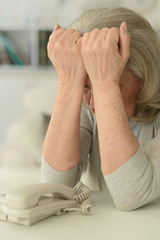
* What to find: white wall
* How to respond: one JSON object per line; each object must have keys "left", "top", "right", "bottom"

{"left": 0, "top": 77, "right": 27, "bottom": 144}
{"left": 0, "top": 0, "right": 160, "bottom": 27}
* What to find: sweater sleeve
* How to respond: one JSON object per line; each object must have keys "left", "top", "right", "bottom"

{"left": 41, "top": 105, "right": 92, "bottom": 187}
{"left": 104, "top": 128, "right": 160, "bottom": 211}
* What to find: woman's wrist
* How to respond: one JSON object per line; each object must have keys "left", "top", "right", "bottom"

{"left": 92, "top": 80, "right": 121, "bottom": 104}
{"left": 91, "top": 75, "right": 120, "bottom": 90}
{"left": 56, "top": 80, "right": 84, "bottom": 104}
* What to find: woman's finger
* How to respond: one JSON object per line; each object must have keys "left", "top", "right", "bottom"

{"left": 119, "top": 22, "right": 130, "bottom": 60}
{"left": 88, "top": 28, "right": 100, "bottom": 41}
{"left": 53, "top": 24, "right": 61, "bottom": 33}
{"left": 105, "top": 27, "right": 120, "bottom": 47}
{"left": 49, "top": 27, "right": 65, "bottom": 41}
{"left": 82, "top": 32, "right": 90, "bottom": 44}
{"left": 68, "top": 31, "right": 82, "bottom": 45}
{"left": 96, "top": 27, "right": 109, "bottom": 40}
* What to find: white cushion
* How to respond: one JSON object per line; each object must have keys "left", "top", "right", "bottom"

{"left": 23, "top": 80, "right": 58, "bottom": 116}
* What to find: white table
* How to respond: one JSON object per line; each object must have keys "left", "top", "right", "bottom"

{"left": 0, "top": 188, "right": 160, "bottom": 240}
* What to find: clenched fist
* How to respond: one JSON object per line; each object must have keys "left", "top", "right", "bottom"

{"left": 47, "top": 24, "right": 87, "bottom": 88}
{"left": 81, "top": 22, "right": 130, "bottom": 88}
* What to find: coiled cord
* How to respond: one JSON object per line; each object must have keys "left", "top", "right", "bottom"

{"left": 80, "top": 199, "right": 93, "bottom": 214}
{"left": 64, "top": 181, "right": 93, "bottom": 215}
{"left": 73, "top": 181, "right": 91, "bottom": 204}
{"left": 64, "top": 199, "right": 93, "bottom": 215}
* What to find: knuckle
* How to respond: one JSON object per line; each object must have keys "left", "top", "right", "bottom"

{"left": 100, "top": 27, "right": 109, "bottom": 33}
{"left": 83, "top": 32, "right": 89, "bottom": 39}
{"left": 91, "top": 28, "right": 100, "bottom": 34}
{"left": 92, "top": 42, "right": 98, "bottom": 52}
{"left": 83, "top": 32, "right": 89, "bottom": 36}
{"left": 47, "top": 40, "right": 62, "bottom": 58}
{"left": 109, "top": 27, "right": 119, "bottom": 37}
{"left": 103, "top": 27, "right": 109, "bottom": 30}
{"left": 82, "top": 45, "right": 90, "bottom": 55}
{"left": 48, "top": 33, "right": 53, "bottom": 42}
{"left": 92, "top": 28, "right": 99, "bottom": 31}
{"left": 110, "top": 27, "right": 119, "bottom": 33}
{"left": 66, "top": 28, "right": 75, "bottom": 36}
{"left": 54, "top": 40, "right": 62, "bottom": 49}
{"left": 75, "top": 31, "right": 82, "bottom": 39}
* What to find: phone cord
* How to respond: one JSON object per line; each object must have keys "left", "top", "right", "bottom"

{"left": 73, "top": 181, "right": 91, "bottom": 204}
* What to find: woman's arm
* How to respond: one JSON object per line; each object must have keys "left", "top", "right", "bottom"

{"left": 41, "top": 105, "right": 92, "bottom": 187}
{"left": 81, "top": 22, "right": 139, "bottom": 174}
{"left": 104, "top": 129, "right": 160, "bottom": 210}
{"left": 43, "top": 25, "right": 87, "bottom": 171}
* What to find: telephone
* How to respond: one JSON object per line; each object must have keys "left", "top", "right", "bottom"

{"left": 0, "top": 181, "right": 93, "bottom": 226}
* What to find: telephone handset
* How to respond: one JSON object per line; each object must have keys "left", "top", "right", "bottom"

{"left": 0, "top": 181, "right": 93, "bottom": 226}
{"left": 7, "top": 183, "right": 75, "bottom": 209}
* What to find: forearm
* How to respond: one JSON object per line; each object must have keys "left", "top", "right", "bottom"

{"left": 93, "top": 84, "right": 139, "bottom": 175}
{"left": 43, "top": 84, "right": 84, "bottom": 171}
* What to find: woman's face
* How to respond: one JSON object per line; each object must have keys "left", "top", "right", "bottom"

{"left": 83, "top": 71, "right": 143, "bottom": 118}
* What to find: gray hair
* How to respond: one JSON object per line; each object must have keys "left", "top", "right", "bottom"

{"left": 70, "top": 7, "right": 160, "bottom": 123}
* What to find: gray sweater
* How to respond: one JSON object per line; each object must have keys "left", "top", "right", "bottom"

{"left": 41, "top": 105, "right": 160, "bottom": 211}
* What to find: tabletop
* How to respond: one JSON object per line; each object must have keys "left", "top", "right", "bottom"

{"left": 0, "top": 187, "right": 160, "bottom": 240}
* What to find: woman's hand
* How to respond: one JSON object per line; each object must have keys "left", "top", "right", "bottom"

{"left": 81, "top": 22, "right": 130, "bottom": 88}
{"left": 47, "top": 24, "right": 87, "bottom": 88}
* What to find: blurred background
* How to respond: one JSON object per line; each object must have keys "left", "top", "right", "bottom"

{"left": 0, "top": 0, "right": 159, "bottom": 188}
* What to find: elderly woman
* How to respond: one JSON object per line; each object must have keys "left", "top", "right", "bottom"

{"left": 41, "top": 7, "right": 160, "bottom": 211}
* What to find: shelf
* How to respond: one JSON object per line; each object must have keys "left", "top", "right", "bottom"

{"left": 0, "top": 27, "right": 52, "bottom": 69}
{"left": 0, "top": 65, "right": 55, "bottom": 74}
